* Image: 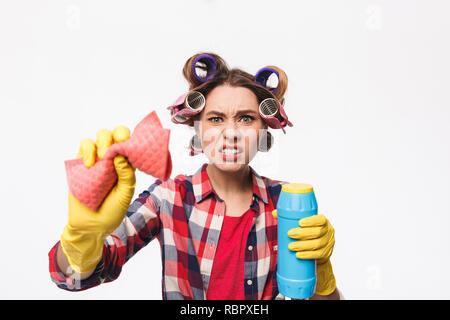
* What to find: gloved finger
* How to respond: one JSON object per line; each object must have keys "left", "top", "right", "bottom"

{"left": 295, "top": 240, "right": 335, "bottom": 261}
{"left": 299, "top": 214, "right": 328, "bottom": 228}
{"left": 113, "top": 155, "right": 136, "bottom": 190}
{"left": 112, "top": 126, "right": 130, "bottom": 143}
{"left": 287, "top": 226, "right": 327, "bottom": 240}
{"left": 288, "top": 236, "right": 329, "bottom": 252}
{"left": 272, "top": 210, "right": 277, "bottom": 219}
{"left": 77, "top": 139, "right": 97, "bottom": 168}
{"left": 96, "top": 129, "right": 114, "bottom": 160}
{"left": 295, "top": 250, "right": 322, "bottom": 260}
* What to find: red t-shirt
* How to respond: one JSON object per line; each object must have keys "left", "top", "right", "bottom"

{"left": 206, "top": 208, "right": 254, "bottom": 300}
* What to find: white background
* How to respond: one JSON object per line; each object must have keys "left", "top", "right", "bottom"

{"left": 0, "top": 0, "right": 449, "bottom": 299}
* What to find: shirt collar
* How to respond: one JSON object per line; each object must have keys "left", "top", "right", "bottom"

{"left": 192, "top": 163, "right": 269, "bottom": 205}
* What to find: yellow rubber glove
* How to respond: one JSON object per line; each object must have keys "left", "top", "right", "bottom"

{"left": 287, "top": 214, "right": 336, "bottom": 295}
{"left": 60, "top": 126, "right": 136, "bottom": 274}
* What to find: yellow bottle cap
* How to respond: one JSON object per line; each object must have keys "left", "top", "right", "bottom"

{"left": 281, "top": 183, "right": 313, "bottom": 194}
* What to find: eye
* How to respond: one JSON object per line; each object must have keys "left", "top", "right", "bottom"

{"left": 240, "top": 115, "right": 254, "bottom": 123}
{"left": 208, "top": 116, "right": 222, "bottom": 123}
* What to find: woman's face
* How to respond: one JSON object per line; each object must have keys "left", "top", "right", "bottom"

{"left": 195, "top": 84, "right": 267, "bottom": 173}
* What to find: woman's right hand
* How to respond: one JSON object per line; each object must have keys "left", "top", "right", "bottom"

{"left": 60, "top": 126, "right": 136, "bottom": 274}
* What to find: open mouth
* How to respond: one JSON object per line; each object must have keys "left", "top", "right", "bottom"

{"left": 219, "top": 145, "right": 244, "bottom": 161}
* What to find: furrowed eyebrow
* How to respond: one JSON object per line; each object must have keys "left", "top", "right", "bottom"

{"left": 236, "top": 109, "right": 258, "bottom": 116}
{"left": 205, "top": 110, "right": 226, "bottom": 117}
{"left": 206, "top": 109, "right": 258, "bottom": 117}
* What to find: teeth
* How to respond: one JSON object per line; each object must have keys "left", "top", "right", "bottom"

{"left": 221, "top": 148, "right": 239, "bottom": 155}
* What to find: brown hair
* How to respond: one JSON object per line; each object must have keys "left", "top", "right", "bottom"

{"left": 174, "top": 52, "right": 288, "bottom": 127}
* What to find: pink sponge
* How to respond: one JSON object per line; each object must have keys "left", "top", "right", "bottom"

{"left": 64, "top": 111, "right": 172, "bottom": 211}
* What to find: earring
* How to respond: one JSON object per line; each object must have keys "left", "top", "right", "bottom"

{"left": 190, "top": 134, "right": 203, "bottom": 154}
{"left": 258, "top": 130, "right": 273, "bottom": 152}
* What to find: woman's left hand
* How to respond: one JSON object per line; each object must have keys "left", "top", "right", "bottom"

{"left": 270, "top": 211, "right": 337, "bottom": 295}
{"left": 287, "top": 214, "right": 335, "bottom": 264}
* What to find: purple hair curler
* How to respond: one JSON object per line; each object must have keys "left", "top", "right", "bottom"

{"left": 192, "top": 54, "right": 218, "bottom": 83}
{"left": 255, "top": 67, "right": 280, "bottom": 94}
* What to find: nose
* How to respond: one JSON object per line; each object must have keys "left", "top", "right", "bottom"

{"left": 222, "top": 127, "right": 242, "bottom": 145}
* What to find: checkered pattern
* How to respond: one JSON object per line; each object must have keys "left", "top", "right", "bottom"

{"left": 48, "top": 163, "right": 288, "bottom": 300}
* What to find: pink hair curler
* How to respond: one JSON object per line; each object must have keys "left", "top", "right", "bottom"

{"left": 258, "top": 98, "right": 293, "bottom": 134}
{"left": 167, "top": 90, "right": 206, "bottom": 124}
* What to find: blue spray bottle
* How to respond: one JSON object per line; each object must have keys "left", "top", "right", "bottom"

{"left": 273, "top": 183, "right": 318, "bottom": 299}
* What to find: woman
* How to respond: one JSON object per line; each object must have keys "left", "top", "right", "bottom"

{"left": 48, "top": 52, "right": 339, "bottom": 300}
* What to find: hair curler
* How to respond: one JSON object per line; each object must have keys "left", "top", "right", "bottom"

{"left": 255, "top": 67, "right": 280, "bottom": 94}
{"left": 192, "top": 54, "right": 218, "bottom": 83}
{"left": 258, "top": 98, "right": 293, "bottom": 133}
{"left": 273, "top": 183, "right": 318, "bottom": 299}
{"left": 167, "top": 90, "right": 206, "bottom": 124}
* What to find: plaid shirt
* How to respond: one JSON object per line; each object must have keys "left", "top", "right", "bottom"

{"left": 48, "top": 163, "right": 288, "bottom": 299}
